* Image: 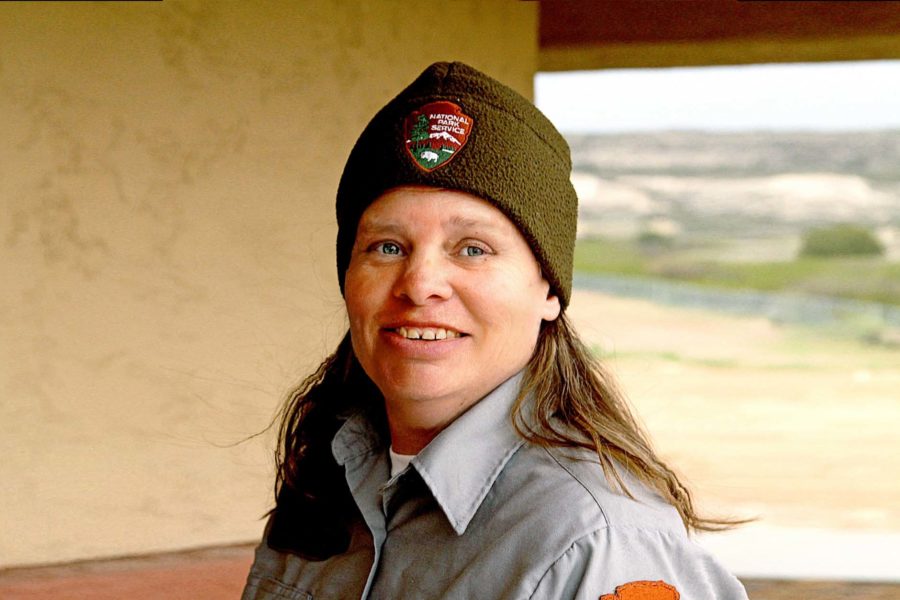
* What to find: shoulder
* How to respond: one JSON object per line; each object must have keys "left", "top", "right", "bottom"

{"left": 531, "top": 525, "right": 748, "bottom": 600}
{"left": 496, "top": 445, "right": 747, "bottom": 600}
{"left": 499, "top": 442, "right": 686, "bottom": 537}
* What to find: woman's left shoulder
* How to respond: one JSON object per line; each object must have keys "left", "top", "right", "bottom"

{"left": 512, "top": 446, "right": 748, "bottom": 600}
{"left": 522, "top": 444, "right": 686, "bottom": 534}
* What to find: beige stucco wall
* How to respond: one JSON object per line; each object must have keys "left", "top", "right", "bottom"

{"left": 0, "top": 0, "right": 537, "bottom": 567}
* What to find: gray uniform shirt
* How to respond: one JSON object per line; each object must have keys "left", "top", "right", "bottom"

{"left": 243, "top": 374, "right": 748, "bottom": 599}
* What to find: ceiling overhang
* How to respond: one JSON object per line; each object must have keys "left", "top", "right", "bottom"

{"left": 539, "top": 0, "right": 900, "bottom": 71}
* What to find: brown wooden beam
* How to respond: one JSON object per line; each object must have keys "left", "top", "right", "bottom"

{"left": 539, "top": 0, "right": 900, "bottom": 70}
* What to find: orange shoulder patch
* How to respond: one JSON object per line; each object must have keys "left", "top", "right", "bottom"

{"left": 599, "top": 580, "right": 680, "bottom": 600}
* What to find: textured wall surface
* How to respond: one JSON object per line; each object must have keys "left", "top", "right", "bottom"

{"left": 0, "top": 0, "right": 537, "bottom": 566}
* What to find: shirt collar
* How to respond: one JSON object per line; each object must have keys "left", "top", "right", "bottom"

{"left": 332, "top": 406, "right": 385, "bottom": 467}
{"left": 411, "top": 371, "right": 525, "bottom": 535}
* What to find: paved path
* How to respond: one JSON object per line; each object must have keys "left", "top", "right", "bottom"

{"left": 0, "top": 545, "right": 253, "bottom": 600}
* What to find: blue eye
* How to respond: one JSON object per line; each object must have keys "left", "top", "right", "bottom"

{"left": 378, "top": 242, "right": 402, "bottom": 255}
{"left": 460, "top": 245, "right": 485, "bottom": 257}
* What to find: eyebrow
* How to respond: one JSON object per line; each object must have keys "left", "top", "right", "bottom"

{"left": 356, "top": 219, "right": 405, "bottom": 236}
{"left": 359, "top": 214, "right": 501, "bottom": 235}
{"left": 446, "top": 215, "right": 497, "bottom": 232}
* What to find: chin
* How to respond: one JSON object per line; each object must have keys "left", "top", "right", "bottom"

{"left": 380, "top": 378, "right": 454, "bottom": 404}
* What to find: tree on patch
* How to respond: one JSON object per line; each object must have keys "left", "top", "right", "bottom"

{"left": 410, "top": 114, "right": 430, "bottom": 150}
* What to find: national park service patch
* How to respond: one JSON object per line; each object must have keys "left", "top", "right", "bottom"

{"left": 403, "top": 100, "right": 472, "bottom": 171}
{"left": 599, "top": 580, "right": 680, "bottom": 600}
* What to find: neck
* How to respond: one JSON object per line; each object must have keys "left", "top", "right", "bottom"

{"left": 384, "top": 394, "right": 478, "bottom": 454}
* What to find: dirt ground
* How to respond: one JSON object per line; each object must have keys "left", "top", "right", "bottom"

{"left": 567, "top": 290, "right": 900, "bottom": 537}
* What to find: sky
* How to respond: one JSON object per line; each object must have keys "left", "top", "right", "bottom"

{"left": 534, "top": 60, "right": 900, "bottom": 134}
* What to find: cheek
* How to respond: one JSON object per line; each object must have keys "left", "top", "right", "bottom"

{"left": 344, "top": 265, "right": 397, "bottom": 343}
{"left": 344, "top": 275, "right": 376, "bottom": 373}
{"left": 344, "top": 269, "right": 372, "bottom": 326}
{"left": 512, "top": 281, "right": 554, "bottom": 341}
{"left": 470, "top": 273, "right": 547, "bottom": 334}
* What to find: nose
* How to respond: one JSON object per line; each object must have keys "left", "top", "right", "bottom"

{"left": 393, "top": 249, "right": 453, "bottom": 305}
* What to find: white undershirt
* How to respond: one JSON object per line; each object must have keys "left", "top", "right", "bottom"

{"left": 388, "top": 446, "right": 416, "bottom": 479}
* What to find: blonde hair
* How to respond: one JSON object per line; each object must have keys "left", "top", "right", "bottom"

{"left": 515, "top": 314, "right": 740, "bottom": 532}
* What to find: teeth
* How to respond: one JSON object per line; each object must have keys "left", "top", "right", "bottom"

{"left": 396, "top": 327, "right": 460, "bottom": 340}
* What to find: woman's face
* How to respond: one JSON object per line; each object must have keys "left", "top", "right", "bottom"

{"left": 344, "top": 186, "right": 561, "bottom": 425}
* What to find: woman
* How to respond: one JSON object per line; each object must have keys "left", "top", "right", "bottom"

{"left": 243, "top": 62, "right": 748, "bottom": 600}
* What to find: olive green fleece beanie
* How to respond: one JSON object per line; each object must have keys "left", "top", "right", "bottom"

{"left": 335, "top": 61, "right": 578, "bottom": 308}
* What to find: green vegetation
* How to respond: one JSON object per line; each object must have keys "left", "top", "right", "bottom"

{"left": 575, "top": 237, "right": 900, "bottom": 306}
{"left": 800, "top": 224, "right": 885, "bottom": 257}
{"left": 636, "top": 230, "right": 675, "bottom": 250}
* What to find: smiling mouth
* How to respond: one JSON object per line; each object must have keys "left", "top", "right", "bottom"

{"left": 392, "top": 326, "right": 464, "bottom": 340}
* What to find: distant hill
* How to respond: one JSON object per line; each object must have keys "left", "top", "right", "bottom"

{"left": 568, "top": 130, "right": 900, "bottom": 180}
{"left": 568, "top": 130, "right": 900, "bottom": 240}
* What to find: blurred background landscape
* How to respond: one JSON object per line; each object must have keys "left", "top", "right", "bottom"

{"left": 571, "top": 130, "right": 900, "bottom": 338}
{"left": 534, "top": 51, "right": 900, "bottom": 586}
{"left": 540, "top": 70, "right": 900, "bottom": 581}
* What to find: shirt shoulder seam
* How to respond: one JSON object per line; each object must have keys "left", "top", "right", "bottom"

{"left": 525, "top": 526, "right": 607, "bottom": 600}
{"left": 541, "top": 446, "right": 611, "bottom": 528}
{"left": 525, "top": 524, "right": 700, "bottom": 600}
